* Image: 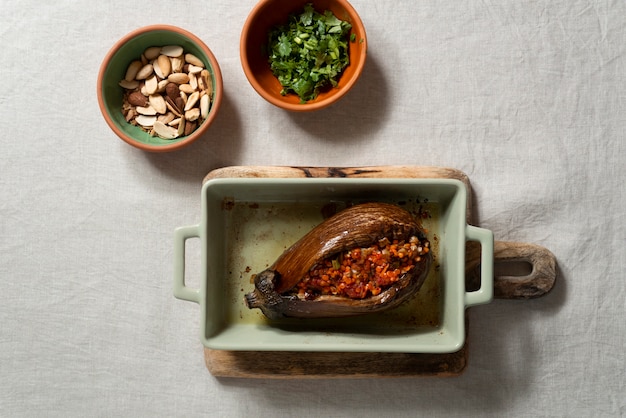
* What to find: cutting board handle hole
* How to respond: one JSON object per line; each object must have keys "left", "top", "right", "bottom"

{"left": 466, "top": 260, "right": 534, "bottom": 292}
{"left": 494, "top": 260, "right": 533, "bottom": 277}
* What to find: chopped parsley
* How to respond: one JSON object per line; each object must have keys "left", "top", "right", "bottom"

{"left": 267, "top": 3, "right": 353, "bottom": 103}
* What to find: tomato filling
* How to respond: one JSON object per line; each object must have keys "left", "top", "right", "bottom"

{"left": 292, "top": 236, "right": 430, "bottom": 300}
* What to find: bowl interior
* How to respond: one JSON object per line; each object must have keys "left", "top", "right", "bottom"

{"left": 98, "top": 28, "right": 221, "bottom": 150}
{"left": 198, "top": 178, "right": 469, "bottom": 353}
{"left": 241, "top": 0, "right": 367, "bottom": 111}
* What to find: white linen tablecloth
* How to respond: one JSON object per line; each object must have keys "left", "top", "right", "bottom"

{"left": 1, "top": 0, "right": 624, "bottom": 416}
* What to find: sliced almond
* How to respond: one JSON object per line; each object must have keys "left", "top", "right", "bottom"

{"left": 149, "top": 94, "right": 167, "bottom": 114}
{"left": 119, "top": 79, "right": 139, "bottom": 90}
{"left": 135, "top": 63, "right": 154, "bottom": 80}
{"left": 125, "top": 60, "right": 143, "bottom": 82}
{"left": 179, "top": 83, "right": 195, "bottom": 94}
{"left": 189, "top": 72, "right": 198, "bottom": 90}
{"left": 153, "top": 121, "right": 179, "bottom": 139}
{"left": 157, "top": 54, "right": 171, "bottom": 78}
{"left": 188, "top": 64, "right": 203, "bottom": 74}
{"left": 168, "top": 117, "right": 182, "bottom": 126}
{"left": 157, "top": 79, "right": 170, "bottom": 93}
{"left": 143, "top": 46, "right": 161, "bottom": 60}
{"left": 185, "top": 108, "right": 200, "bottom": 121}
{"left": 171, "top": 56, "right": 184, "bottom": 73}
{"left": 144, "top": 75, "right": 158, "bottom": 95}
{"left": 200, "top": 94, "right": 210, "bottom": 119}
{"left": 124, "top": 108, "right": 136, "bottom": 122}
{"left": 158, "top": 112, "right": 176, "bottom": 125}
{"left": 200, "top": 69, "right": 213, "bottom": 95}
{"left": 185, "top": 53, "right": 205, "bottom": 68}
{"left": 161, "top": 45, "right": 184, "bottom": 58}
{"left": 168, "top": 73, "right": 189, "bottom": 84}
{"left": 136, "top": 105, "right": 157, "bottom": 116}
{"left": 184, "top": 91, "right": 200, "bottom": 111}
{"left": 177, "top": 116, "right": 186, "bottom": 137}
{"left": 148, "top": 94, "right": 167, "bottom": 115}
{"left": 135, "top": 115, "right": 157, "bottom": 127}
{"left": 153, "top": 60, "right": 164, "bottom": 79}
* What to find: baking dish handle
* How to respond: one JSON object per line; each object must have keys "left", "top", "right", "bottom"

{"left": 173, "top": 225, "right": 201, "bottom": 304}
{"left": 464, "top": 225, "right": 494, "bottom": 307}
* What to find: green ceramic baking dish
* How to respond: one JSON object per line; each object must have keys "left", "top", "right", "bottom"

{"left": 173, "top": 178, "right": 493, "bottom": 353}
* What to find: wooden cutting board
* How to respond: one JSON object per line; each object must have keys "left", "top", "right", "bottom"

{"left": 200, "top": 166, "right": 557, "bottom": 378}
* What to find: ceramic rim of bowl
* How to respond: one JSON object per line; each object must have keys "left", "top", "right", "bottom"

{"left": 240, "top": 0, "right": 367, "bottom": 112}
{"left": 97, "top": 24, "right": 223, "bottom": 152}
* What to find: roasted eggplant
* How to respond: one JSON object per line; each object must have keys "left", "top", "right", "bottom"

{"left": 244, "top": 202, "right": 432, "bottom": 319}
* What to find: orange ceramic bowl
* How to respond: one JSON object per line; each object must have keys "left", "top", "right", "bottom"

{"left": 240, "top": 0, "right": 367, "bottom": 112}
{"left": 97, "top": 25, "right": 223, "bottom": 152}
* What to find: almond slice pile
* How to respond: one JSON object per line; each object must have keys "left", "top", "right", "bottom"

{"left": 119, "top": 45, "right": 213, "bottom": 140}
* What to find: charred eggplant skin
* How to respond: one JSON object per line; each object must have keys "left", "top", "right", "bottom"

{"left": 244, "top": 202, "right": 432, "bottom": 319}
